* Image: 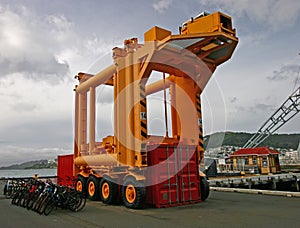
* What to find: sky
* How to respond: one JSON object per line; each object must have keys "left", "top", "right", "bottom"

{"left": 0, "top": 0, "right": 299, "bottom": 166}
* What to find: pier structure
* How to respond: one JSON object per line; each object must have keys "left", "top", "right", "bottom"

{"left": 209, "top": 173, "right": 300, "bottom": 191}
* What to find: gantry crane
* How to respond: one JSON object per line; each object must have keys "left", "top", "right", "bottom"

{"left": 243, "top": 86, "right": 300, "bottom": 148}
{"left": 73, "top": 11, "right": 238, "bottom": 208}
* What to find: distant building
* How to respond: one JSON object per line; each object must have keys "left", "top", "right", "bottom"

{"left": 280, "top": 150, "right": 299, "bottom": 164}
{"left": 227, "top": 147, "right": 281, "bottom": 174}
{"left": 285, "top": 151, "right": 298, "bottom": 160}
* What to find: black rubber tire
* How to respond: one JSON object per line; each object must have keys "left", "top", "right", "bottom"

{"left": 37, "top": 194, "right": 51, "bottom": 214}
{"left": 33, "top": 195, "right": 45, "bottom": 212}
{"left": 44, "top": 199, "right": 55, "bottom": 216}
{"left": 27, "top": 192, "right": 40, "bottom": 210}
{"left": 200, "top": 176, "right": 210, "bottom": 201}
{"left": 122, "top": 178, "right": 146, "bottom": 209}
{"left": 26, "top": 194, "right": 38, "bottom": 210}
{"left": 75, "top": 176, "right": 87, "bottom": 195}
{"left": 69, "top": 191, "right": 86, "bottom": 212}
{"left": 100, "top": 178, "right": 118, "bottom": 205}
{"left": 3, "top": 183, "right": 7, "bottom": 196}
{"left": 20, "top": 192, "right": 30, "bottom": 207}
{"left": 11, "top": 190, "right": 22, "bottom": 206}
{"left": 87, "top": 176, "right": 100, "bottom": 201}
{"left": 15, "top": 190, "right": 23, "bottom": 206}
{"left": 23, "top": 192, "right": 34, "bottom": 208}
{"left": 5, "top": 187, "right": 12, "bottom": 199}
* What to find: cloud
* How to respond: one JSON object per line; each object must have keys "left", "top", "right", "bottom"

{"left": 153, "top": 0, "right": 173, "bottom": 13}
{"left": 0, "top": 5, "right": 114, "bottom": 84}
{"left": 11, "top": 102, "right": 37, "bottom": 112}
{"left": 253, "top": 103, "right": 274, "bottom": 113}
{"left": 226, "top": 102, "right": 276, "bottom": 132}
{"left": 0, "top": 144, "right": 71, "bottom": 167}
{"left": 0, "top": 5, "right": 73, "bottom": 83}
{"left": 267, "top": 64, "right": 299, "bottom": 81}
{"left": 0, "top": 116, "right": 73, "bottom": 146}
{"left": 197, "top": 0, "right": 300, "bottom": 32}
{"left": 0, "top": 91, "right": 20, "bottom": 99}
{"left": 236, "top": 103, "right": 275, "bottom": 114}
{"left": 230, "top": 97, "right": 237, "bottom": 103}
{"left": 96, "top": 85, "right": 114, "bottom": 104}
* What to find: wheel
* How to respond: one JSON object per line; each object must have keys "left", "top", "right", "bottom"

{"left": 87, "top": 176, "right": 100, "bottom": 201}
{"left": 37, "top": 194, "right": 51, "bottom": 214}
{"left": 11, "top": 190, "right": 19, "bottom": 205}
{"left": 19, "top": 192, "right": 29, "bottom": 207}
{"left": 122, "top": 178, "right": 146, "bottom": 209}
{"left": 200, "top": 176, "right": 210, "bottom": 201}
{"left": 5, "top": 187, "right": 12, "bottom": 199}
{"left": 13, "top": 190, "right": 22, "bottom": 206}
{"left": 4, "top": 183, "right": 8, "bottom": 197}
{"left": 44, "top": 199, "right": 55, "bottom": 216}
{"left": 75, "top": 176, "right": 87, "bottom": 194}
{"left": 27, "top": 193, "right": 38, "bottom": 210}
{"left": 32, "top": 195, "right": 44, "bottom": 212}
{"left": 100, "top": 178, "right": 118, "bottom": 204}
{"left": 69, "top": 191, "right": 86, "bottom": 212}
{"left": 20, "top": 192, "right": 30, "bottom": 207}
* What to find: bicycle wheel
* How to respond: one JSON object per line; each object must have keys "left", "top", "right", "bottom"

{"left": 13, "top": 190, "right": 24, "bottom": 206}
{"left": 37, "top": 194, "right": 51, "bottom": 214}
{"left": 32, "top": 194, "right": 45, "bottom": 212}
{"left": 20, "top": 191, "right": 30, "bottom": 207}
{"left": 11, "top": 189, "right": 22, "bottom": 205}
{"left": 5, "top": 187, "right": 12, "bottom": 199}
{"left": 26, "top": 193, "right": 38, "bottom": 210}
{"left": 69, "top": 192, "right": 86, "bottom": 212}
{"left": 44, "top": 200, "right": 55, "bottom": 216}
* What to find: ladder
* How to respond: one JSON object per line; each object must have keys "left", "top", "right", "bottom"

{"left": 243, "top": 86, "right": 300, "bottom": 148}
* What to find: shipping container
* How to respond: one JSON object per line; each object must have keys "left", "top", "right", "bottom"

{"left": 146, "top": 145, "right": 201, "bottom": 208}
{"left": 57, "top": 154, "right": 75, "bottom": 187}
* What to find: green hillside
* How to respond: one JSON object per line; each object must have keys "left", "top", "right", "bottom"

{"left": 0, "top": 160, "right": 57, "bottom": 170}
{"left": 204, "top": 132, "right": 300, "bottom": 150}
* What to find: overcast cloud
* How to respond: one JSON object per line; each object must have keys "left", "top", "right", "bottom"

{"left": 267, "top": 64, "right": 299, "bottom": 82}
{"left": 0, "top": 0, "right": 299, "bottom": 166}
{"left": 0, "top": 6, "right": 71, "bottom": 83}
{"left": 153, "top": 0, "right": 173, "bottom": 13}
{"left": 197, "top": 0, "right": 300, "bottom": 31}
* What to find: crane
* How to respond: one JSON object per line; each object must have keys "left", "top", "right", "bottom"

{"left": 72, "top": 11, "right": 238, "bottom": 209}
{"left": 243, "top": 86, "right": 300, "bottom": 148}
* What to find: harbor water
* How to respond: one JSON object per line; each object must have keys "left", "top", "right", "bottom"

{"left": 0, "top": 169, "right": 56, "bottom": 179}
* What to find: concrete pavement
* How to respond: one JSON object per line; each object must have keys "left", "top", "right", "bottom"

{"left": 1, "top": 188, "right": 300, "bottom": 228}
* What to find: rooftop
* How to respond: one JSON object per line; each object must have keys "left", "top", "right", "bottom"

{"left": 229, "top": 147, "right": 280, "bottom": 157}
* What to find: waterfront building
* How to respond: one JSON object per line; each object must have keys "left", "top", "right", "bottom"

{"left": 227, "top": 147, "right": 281, "bottom": 174}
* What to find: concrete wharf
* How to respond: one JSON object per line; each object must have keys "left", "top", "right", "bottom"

{"left": 209, "top": 173, "right": 300, "bottom": 191}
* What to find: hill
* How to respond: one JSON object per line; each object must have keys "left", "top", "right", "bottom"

{"left": 204, "top": 132, "right": 300, "bottom": 150}
{"left": 0, "top": 160, "right": 57, "bottom": 170}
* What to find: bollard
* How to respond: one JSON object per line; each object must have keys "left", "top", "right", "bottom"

{"left": 270, "top": 177, "right": 277, "bottom": 190}
{"left": 247, "top": 179, "right": 252, "bottom": 189}
{"left": 292, "top": 175, "right": 299, "bottom": 192}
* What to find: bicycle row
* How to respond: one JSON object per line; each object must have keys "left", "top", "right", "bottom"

{"left": 6, "top": 178, "right": 86, "bottom": 215}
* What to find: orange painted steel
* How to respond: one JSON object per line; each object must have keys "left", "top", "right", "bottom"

{"left": 71, "top": 11, "right": 238, "bottom": 208}
{"left": 125, "top": 184, "right": 137, "bottom": 204}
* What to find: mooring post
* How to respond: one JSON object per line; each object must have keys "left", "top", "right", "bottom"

{"left": 292, "top": 175, "right": 299, "bottom": 192}
{"left": 247, "top": 178, "right": 252, "bottom": 189}
{"left": 270, "top": 177, "right": 277, "bottom": 190}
